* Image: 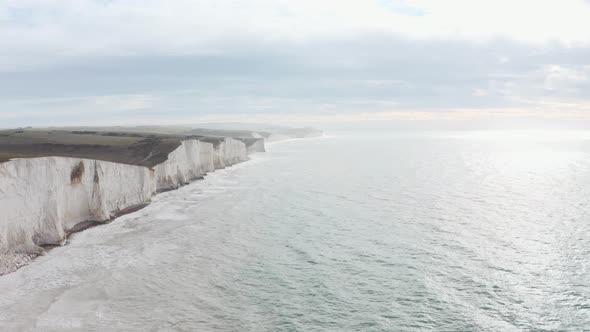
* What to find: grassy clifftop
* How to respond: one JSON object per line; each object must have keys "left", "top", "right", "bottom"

{"left": 0, "top": 130, "right": 192, "bottom": 167}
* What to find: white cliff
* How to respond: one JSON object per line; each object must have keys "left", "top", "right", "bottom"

{"left": 154, "top": 138, "right": 248, "bottom": 191}
{"left": 213, "top": 137, "right": 249, "bottom": 169}
{"left": 153, "top": 140, "right": 215, "bottom": 191}
{"left": 0, "top": 157, "right": 154, "bottom": 255}
{"left": 0, "top": 137, "right": 250, "bottom": 273}
{"left": 246, "top": 138, "right": 266, "bottom": 153}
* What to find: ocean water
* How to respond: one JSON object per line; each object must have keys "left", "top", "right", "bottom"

{"left": 1, "top": 131, "right": 590, "bottom": 331}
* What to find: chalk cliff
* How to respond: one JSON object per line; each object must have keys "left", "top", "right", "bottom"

{"left": 0, "top": 157, "right": 154, "bottom": 255}
{"left": 153, "top": 139, "right": 215, "bottom": 192}
{"left": 213, "top": 137, "right": 249, "bottom": 169}
{"left": 0, "top": 138, "right": 249, "bottom": 260}
{"left": 244, "top": 135, "right": 266, "bottom": 153}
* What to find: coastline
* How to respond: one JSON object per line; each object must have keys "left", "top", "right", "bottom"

{"left": 0, "top": 138, "right": 250, "bottom": 277}
{"left": 0, "top": 130, "right": 321, "bottom": 276}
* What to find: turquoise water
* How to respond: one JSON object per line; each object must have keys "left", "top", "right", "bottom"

{"left": 1, "top": 131, "right": 589, "bottom": 331}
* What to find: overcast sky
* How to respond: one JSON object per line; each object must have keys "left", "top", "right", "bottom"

{"left": 2, "top": 0, "right": 590, "bottom": 128}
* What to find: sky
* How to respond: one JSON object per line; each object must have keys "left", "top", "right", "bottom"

{"left": 2, "top": 0, "right": 590, "bottom": 129}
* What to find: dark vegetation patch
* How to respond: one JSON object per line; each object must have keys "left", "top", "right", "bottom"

{"left": 110, "top": 203, "right": 150, "bottom": 219}
{"left": 237, "top": 137, "right": 264, "bottom": 147}
{"left": 93, "top": 164, "right": 100, "bottom": 184}
{"left": 0, "top": 130, "right": 190, "bottom": 167}
{"left": 70, "top": 161, "right": 85, "bottom": 184}
{"left": 65, "top": 220, "right": 104, "bottom": 236}
{"left": 64, "top": 203, "right": 150, "bottom": 236}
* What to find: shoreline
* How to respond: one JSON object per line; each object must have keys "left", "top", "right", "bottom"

{"left": 0, "top": 137, "right": 250, "bottom": 253}
{"left": 0, "top": 154, "right": 251, "bottom": 277}
{"left": 0, "top": 135, "right": 256, "bottom": 276}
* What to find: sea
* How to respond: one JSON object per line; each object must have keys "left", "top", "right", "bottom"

{"left": 0, "top": 130, "right": 589, "bottom": 331}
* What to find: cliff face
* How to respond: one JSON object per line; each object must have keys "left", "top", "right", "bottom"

{"left": 213, "top": 137, "right": 248, "bottom": 169}
{"left": 247, "top": 139, "right": 266, "bottom": 153}
{"left": 154, "top": 138, "right": 248, "bottom": 191}
{"left": 153, "top": 140, "right": 215, "bottom": 191}
{"left": 0, "top": 138, "right": 249, "bottom": 256}
{"left": 0, "top": 157, "right": 154, "bottom": 254}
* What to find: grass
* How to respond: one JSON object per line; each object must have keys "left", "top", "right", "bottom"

{"left": 0, "top": 130, "right": 181, "bottom": 167}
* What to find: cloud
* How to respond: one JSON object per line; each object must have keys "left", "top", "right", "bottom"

{"left": 2, "top": 0, "right": 590, "bottom": 71}
{"left": 2, "top": 1, "right": 590, "bottom": 127}
{"left": 409, "top": 0, "right": 590, "bottom": 43}
{"left": 543, "top": 65, "right": 590, "bottom": 90}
